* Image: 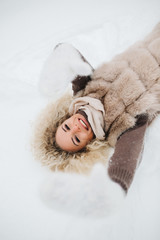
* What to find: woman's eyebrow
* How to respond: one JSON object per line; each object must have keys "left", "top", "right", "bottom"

{"left": 71, "top": 137, "right": 79, "bottom": 146}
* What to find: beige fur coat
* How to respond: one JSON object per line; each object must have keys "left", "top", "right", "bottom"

{"left": 73, "top": 22, "right": 160, "bottom": 147}
{"left": 33, "top": 23, "right": 160, "bottom": 174}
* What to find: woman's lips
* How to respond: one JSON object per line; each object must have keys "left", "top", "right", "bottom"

{"left": 78, "top": 117, "right": 89, "bottom": 130}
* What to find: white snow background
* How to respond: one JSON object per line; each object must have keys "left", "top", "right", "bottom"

{"left": 0, "top": 0, "right": 160, "bottom": 239}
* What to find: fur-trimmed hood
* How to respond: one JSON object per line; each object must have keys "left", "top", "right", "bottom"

{"left": 31, "top": 91, "right": 113, "bottom": 174}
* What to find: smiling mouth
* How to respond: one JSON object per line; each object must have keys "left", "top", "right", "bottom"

{"left": 78, "top": 118, "right": 89, "bottom": 130}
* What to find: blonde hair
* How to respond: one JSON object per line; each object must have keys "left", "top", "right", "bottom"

{"left": 31, "top": 92, "right": 112, "bottom": 174}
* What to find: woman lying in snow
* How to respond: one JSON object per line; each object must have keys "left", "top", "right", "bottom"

{"left": 32, "top": 23, "right": 160, "bottom": 215}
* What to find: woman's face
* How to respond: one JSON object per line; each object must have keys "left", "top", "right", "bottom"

{"left": 55, "top": 113, "right": 94, "bottom": 152}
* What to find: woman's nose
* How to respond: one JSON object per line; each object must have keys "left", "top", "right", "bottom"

{"left": 72, "top": 124, "right": 80, "bottom": 132}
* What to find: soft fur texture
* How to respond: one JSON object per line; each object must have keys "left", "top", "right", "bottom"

{"left": 76, "top": 22, "right": 160, "bottom": 146}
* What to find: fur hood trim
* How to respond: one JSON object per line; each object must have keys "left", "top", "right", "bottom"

{"left": 31, "top": 91, "right": 113, "bottom": 174}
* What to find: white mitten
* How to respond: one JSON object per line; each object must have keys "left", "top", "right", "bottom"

{"left": 38, "top": 43, "right": 93, "bottom": 97}
{"left": 40, "top": 164, "right": 125, "bottom": 218}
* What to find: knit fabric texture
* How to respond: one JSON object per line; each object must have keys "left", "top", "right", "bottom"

{"left": 108, "top": 115, "right": 148, "bottom": 192}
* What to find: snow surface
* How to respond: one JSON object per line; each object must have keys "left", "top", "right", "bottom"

{"left": 0, "top": 0, "right": 160, "bottom": 239}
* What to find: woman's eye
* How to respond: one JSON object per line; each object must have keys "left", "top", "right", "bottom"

{"left": 75, "top": 136, "right": 80, "bottom": 143}
{"left": 65, "top": 124, "right": 70, "bottom": 130}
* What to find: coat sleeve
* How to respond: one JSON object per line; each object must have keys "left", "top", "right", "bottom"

{"left": 108, "top": 115, "right": 149, "bottom": 192}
